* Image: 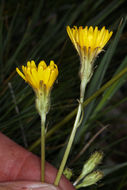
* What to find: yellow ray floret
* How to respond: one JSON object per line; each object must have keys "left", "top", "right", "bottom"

{"left": 16, "top": 60, "right": 58, "bottom": 92}
{"left": 67, "top": 26, "right": 113, "bottom": 59}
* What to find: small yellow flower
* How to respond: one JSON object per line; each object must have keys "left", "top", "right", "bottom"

{"left": 16, "top": 60, "right": 58, "bottom": 95}
{"left": 67, "top": 26, "right": 113, "bottom": 61}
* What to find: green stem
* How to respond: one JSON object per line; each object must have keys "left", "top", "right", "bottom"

{"left": 41, "top": 114, "right": 46, "bottom": 182}
{"left": 54, "top": 76, "right": 87, "bottom": 186}
{"left": 54, "top": 102, "right": 82, "bottom": 186}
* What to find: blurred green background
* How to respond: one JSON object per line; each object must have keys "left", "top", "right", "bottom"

{"left": 0, "top": 0, "right": 127, "bottom": 189}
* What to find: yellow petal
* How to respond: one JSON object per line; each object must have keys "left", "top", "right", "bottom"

{"left": 16, "top": 68, "right": 26, "bottom": 81}
{"left": 88, "top": 26, "right": 94, "bottom": 47}
{"left": 66, "top": 26, "right": 79, "bottom": 53}
{"left": 96, "top": 26, "right": 106, "bottom": 46}
{"left": 31, "top": 60, "right": 36, "bottom": 68}
{"left": 47, "top": 69, "right": 58, "bottom": 87}
{"left": 27, "top": 61, "right": 31, "bottom": 67}
{"left": 93, "top": 26, "right": 98, "bottom": 48}
{"left": 43, "top": 67, "right": 51, "bottom": 85}
{"left": 31, "top": 67, "right": 40, "bottom": 88}
{"left": 38, "top": 60, "right": 47, "bottom": 70}
{"left": 79, "top": 26, "right": 84, "bottom": 47}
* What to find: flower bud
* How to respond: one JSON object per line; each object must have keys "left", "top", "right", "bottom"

{"left": 76, "top": 170, "right": 103, "bottom": 189}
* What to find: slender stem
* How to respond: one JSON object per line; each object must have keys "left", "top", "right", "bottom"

{"left": 41, "top": 114, "right": 46, "bottom": 182}
{"left": 54, "top": 102, "right": 82, "bottom": 186}
{"left": 54, "top": 74, "right": 87, "bottom": 186}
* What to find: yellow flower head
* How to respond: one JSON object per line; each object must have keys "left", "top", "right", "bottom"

{"left": 16, "top": 60, "right": 58, "bottom": 95}
{"left": 67, "top": 26, "right": 113, "bottom": 62}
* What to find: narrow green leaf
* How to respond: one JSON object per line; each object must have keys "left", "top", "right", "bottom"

{"left": 88, "top": 0, "right": 125, "bottom": 25}
{"left": 93, "top": 56, "right": 127, "bottom": 115}
{"left": 103, "top": 162, "right": 127, "bottom": 176}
